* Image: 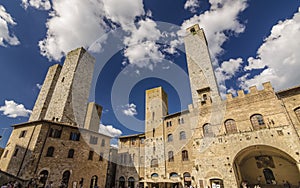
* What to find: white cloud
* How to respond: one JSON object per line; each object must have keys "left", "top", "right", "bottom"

{"left": 123, "top": 18, "right": 163, "bottom": 69}
{"left": 184, "top": 0, "right": 200, "bottom": 13}
{"left": 99, "top": 124, "right": 122, "bottom": 137}
{"left": 21, "top": 0, "right": 51, "bottom": 10}
{"left": 36, "top": 83, "right": 42, "bottom": 89}
{"left": 239, "top": 7, "right": 300, "bottom": 91}
{"left": 102, "top": 0, "right": 145, "bottom": 31}
{"left": 122, "top": 103, "right": 137, "bottom": 116}
{"left": 0, "top": 5, "right": 20, "bottom": 46}
{"left": 110, "top": 144, "right": 118, "bottom": 148}
{"left": 215, "top": 58, "right": 243, "bottom": 97}
{"left": 38, "top": 0, "right": 108, "bottom": 61}
{"left": 181, "top": 0, "right": 248, "bottom": 63}
{"left": 0, "top": 100, "right": 32, "bottom": 118}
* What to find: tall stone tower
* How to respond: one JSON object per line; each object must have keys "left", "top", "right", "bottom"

{"left": 184, "top": 24, "right": 220, "bottom": 107}
{"left": 144, "top": 87, "right": 168, "bottom": 178}
{"left": 30, "top": 47, "right": 96, "bottom": 127}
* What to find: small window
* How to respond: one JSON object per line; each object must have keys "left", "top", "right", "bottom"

{"left": 19, "top": 130, "right": 27, "bottom": 138}
{"left": 182, "top": 150, "right": 188, "bottom": 161}
{"left": 89, "top": 136, "right": 98, "bottom": 145}
{"left": 180, "top": 131, "right": 186, "bottom": 140}
{"left": 46, "top": 147, "right": 54, "bottom": 157}
{"left": 151, "top": 159, "right": 158, "bottom": 168}
{"left": 131, "top": 138, "right": 136, "bottom": 145}
{"left": 70, "top": 132, "right": 80, "bottom": 141}
{"left": 295, "top": 107, "right": 300, "bottom": 121}
{"left": 203, "top": 123, "right": 213, "bottom": 137}
{"left": 13, "top": 148, "right": 19, "bottom": 157}
{"left": 168, "top": 151, "right": 174, "bottom": 162}
{"left": 224, "top": 119, "right": 237, "bottom": 134}
{"left": 140, "top": 137, "right": 145, "bottom": 144}
{"left": 153, "top": 128, "right": 155, "bottom": 137}
{"left": 68, "top": 149, "right": 74, "bottom": 158}
{"left": 167, "top": 134, "right": 173, "bottom": 142}
{"left": 88, "top": 151, "right": 94, "bottom": 160}
{"left": 251, "top": 114, "right": 266, "bottom": 130}
{"left": 190, "top": 27, "right": 196, "bottom": 34}
{"left": 101, "top": 139, "right": 105, "bottom": 147}
{"left": 49, "top": 128, "right": 62, "bottom": 138}
{"left": 167, "top": 121, "right": 172, "bottom": 127}
{"left": 178, "top": 117, "right": 184, "bottom": 124}
{"left": 99, "top": 153, "right": 104, "bottom": 161}
{"left": 3, "top": 150, "right": 8, "bottom": 158}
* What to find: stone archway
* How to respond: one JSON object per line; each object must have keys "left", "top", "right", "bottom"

{"left": 233, "top": 145, "right": 300, "bottom": 187}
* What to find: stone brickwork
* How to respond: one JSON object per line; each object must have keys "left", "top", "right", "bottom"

{"left": 0, "top": 48, "right": 111, "bottom": 187}
{"left": 116, "top": 24, "right": 300, "bottom": 188}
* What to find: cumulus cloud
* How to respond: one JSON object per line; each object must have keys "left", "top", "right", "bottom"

{"left": 0, "top": 100, "right": 32, "bottom": 118}
{"left": 184, "top": 0, "right": 200, "bottom": 13}
{"left": 122, "top": 103, "right": 138, "bottom": 116}
{"left": 0, "top": 5, "right": 20, "bottom": 46}
{"left": 38, "top": 0, "right": 108, "bottom": 61}
{"left": 181, "top": 0, "right": 248, "bottom": 63}
{"left": 102, "top": 0, "right": 145, "bottom": 31}
{"left": 99, "top": 123, "right": 122, "bottom": 137}
{"left": 239, "top": 7, "right": 300, "bottom": 91}
{"left": 21, "top": 0, "right": 51, "bottom": 10}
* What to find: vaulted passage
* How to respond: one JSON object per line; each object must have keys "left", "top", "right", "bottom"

{"left": 233, "top": 145, "right": 300, "bottom": 187}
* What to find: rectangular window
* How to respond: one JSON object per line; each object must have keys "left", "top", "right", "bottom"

{"left": 19, "top": 130, "right": 27, "bottom": 138}
{"left": 49, "top": 128, "right": 62, "bottom": 138}
{"left": 89, "top": 136, "right": 98, "bottom": 145}
{"left": 3, "top": 150, "right": 8, "bottom": 158}
{"left": 131, "top": 138, "right": 136, "bottom": 145}
{"left": 70, "top": 132, "right": 80, "bottom": 141}
{"left": 99, "top": 153, "right": 104, "bottom": 161}
{"left": 88, "top": 151, "right": 94, "bottom": 160}
{"left": 13, "top": 148, "right": 19, "bottom": 157}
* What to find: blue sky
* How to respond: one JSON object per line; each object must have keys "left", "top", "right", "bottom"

{"left": 0, "top": 0, "right": 300, "bottom": 147}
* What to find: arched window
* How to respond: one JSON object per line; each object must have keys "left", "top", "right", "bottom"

{"left": 46, "top": 146, "right": 54, "bottom": 157}
{"left": 167, "top": 134, "right": 173, "bottom": 142}
{"left": 251, "top": 114, "right": 266, "bottom": 130}
{"left": 151, "top": 159, "right": 158, "bottom": 168}
{"left": 203, "top": 123, "right": 213, "bottom": 137}
{"left": 119, "top": 177, "right": 125, "bottom": 188}
{"left": 263, "top": 168, "right": 275, "bottom": 184}
{"left": 62, "top": 170, "right": 71, "bottom": 187}
{"left": 224, "top": 119, "right": 237, "bottom": 134}
{"left": 128, "top": 177, "right": 135, "bottom": 188}
{"left": 183, "top": 172, "right": 191, "bottom": 186}
{"left": 68, "top": 149, "right": 74, "bottom": 158}
{"left": 101, "top": 139, "right": 105, "bottom": 147}
{"left": 170, "top": 172, "right": 178, "bottom": 178}
{"left": 295, "top": 107, "right": 300, "bottom": 121}
{"left": 168, "top": 151, "right": 174, "bottom": 162}
{"left": 39, "top": 170, "right": 49, "bottom": 186}
{"left": 182, "top": 150, "right": 188, "bottom": 161}
{"left": 151, "top": 173, "right": 159, "bottom": 178}
{"left": 90, "top": 175, "right": 98, "bottom": 188}
{"left": 180, "top": 131, "right": 186, "bottom": 140}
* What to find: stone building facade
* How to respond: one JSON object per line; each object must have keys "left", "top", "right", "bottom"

{"left": 115, "top": 25, "right": 300, "bottom": 188}
{"left": 0, "top": 48, "right": 111, "bottom": 187}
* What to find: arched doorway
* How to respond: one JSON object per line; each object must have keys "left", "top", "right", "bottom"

{"left": 183, "top": 172, "right": 191, "bottom": 186}
{"left": 233, "top": 145, "right": 300, "bottom": 186}
{"left": 119, "top": 176, "right": 125, "bottom": 188}
{"left": 39, "top": 170, "right": 49, "bottom": 187}
{"left": 62, "top": 170, "right": 70, "bottom": 187}
{"left": 90, "top": 175, "right": 98, "bottom": 188}
{"left": 128, "top": 177, "right": 135, "bottom": 188}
